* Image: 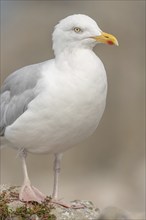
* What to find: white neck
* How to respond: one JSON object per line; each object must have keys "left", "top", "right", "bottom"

{"left": 52, "top": 36, "right": 97, "bottom": 58}
{"left": 54, "top": 46, "right": 104, "bottom": 84}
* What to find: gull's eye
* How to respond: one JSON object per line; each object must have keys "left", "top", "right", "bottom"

{"left": 74, "top": 27, "right": 82, "bottom": 33}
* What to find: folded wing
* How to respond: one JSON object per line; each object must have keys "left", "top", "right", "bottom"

{"left": 0, "top": 63, "right": 42, "bottom": 136}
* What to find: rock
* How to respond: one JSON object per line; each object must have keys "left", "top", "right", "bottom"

{"left": 52, "top": 200, "right": 100, "bottom": 220}
{"left": 0, "top": 186, "right": 100, "bottom": 220}
{"left": 1, "top": 185, "right": 145, "bottom": 220}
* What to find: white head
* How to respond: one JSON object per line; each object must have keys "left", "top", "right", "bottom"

{"left": 52, "top": 14, "right": 118, "bottom": 56}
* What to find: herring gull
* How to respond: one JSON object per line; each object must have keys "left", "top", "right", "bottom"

{"left": 0, "top": 14, "right": 118, "bottom": 205}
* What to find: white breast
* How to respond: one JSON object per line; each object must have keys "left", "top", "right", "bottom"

{"left": 5, "top": 50, "right": 107, "bottom": 154}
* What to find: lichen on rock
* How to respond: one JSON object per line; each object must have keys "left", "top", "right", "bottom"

{"left": 0, "top": 186, "right": 56, "bottom": 220}
{"left": 1, "top": 185, "right": 144, "bottom": 220}
{"left": 0, "top": 186, "right": 100, "bottom": 220}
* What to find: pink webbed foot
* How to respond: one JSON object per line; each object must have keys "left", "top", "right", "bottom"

{"left": 51, "top": 199, "right": 85, "bottom": 209}
{"left": 19, "top": 184, "right": 46, "bottom": 203}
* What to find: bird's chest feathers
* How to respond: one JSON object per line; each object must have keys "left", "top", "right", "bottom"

{"left": 34, "top": 52, "right": 107, "bottom": 123}
{"left": 52, "top": 49, "right": 107, "bottom": 105}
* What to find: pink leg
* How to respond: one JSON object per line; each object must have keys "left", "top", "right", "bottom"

{"left": 52, "top": 153, "right": 62, "bottom": 200}
{"left": 51, "top": 153, "right": 84, "bottom": 209}
{"left": 19, "top": 149, "right": 45, "bottom": 203}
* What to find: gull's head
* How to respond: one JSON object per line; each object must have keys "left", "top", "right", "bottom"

{"left": 52, "top": 14, "right": 118, "bottom": 56}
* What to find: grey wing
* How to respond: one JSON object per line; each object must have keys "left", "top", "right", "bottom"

{"left": 0, "top": 63, "right": 43, "bottom": 136}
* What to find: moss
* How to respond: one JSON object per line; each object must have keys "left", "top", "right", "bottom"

{"left": 0, "top": 187, "right": 56, "bottom": 220}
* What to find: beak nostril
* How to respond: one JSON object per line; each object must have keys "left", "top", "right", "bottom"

{"left": 105, "top": 36, "right": 109, "bottom": 39}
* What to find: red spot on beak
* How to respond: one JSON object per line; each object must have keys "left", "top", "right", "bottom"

{"left": 107, "top": 40, "right": 114, "bottom": 45}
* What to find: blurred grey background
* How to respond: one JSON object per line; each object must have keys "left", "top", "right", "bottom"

{"left": 0, "top": 0, "right": 145, "bottom": 214}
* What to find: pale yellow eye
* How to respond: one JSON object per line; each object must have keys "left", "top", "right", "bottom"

{"left": 74, "top": 27, "right": 82, "bottom": 33}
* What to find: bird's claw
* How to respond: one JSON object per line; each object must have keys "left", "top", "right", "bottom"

{"left": 51, "top": 199, "right": 85, "bottom": 209}
{"left": 19, "top": 184, "right": 46, "bottom": 203}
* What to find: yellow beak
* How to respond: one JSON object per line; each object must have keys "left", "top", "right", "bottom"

{"left": 91, "top": 32, "right": 119, "bottom": 46}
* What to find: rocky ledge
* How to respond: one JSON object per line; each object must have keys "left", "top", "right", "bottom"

{"left": 0, "top": 185, "right": 145, "bottom": 220}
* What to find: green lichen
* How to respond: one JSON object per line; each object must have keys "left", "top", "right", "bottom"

{"left": 0, "top": 187, "right": 56, "bottom": 220}
{"left": 0, "top": 191, "right": 9, "bottom": 219}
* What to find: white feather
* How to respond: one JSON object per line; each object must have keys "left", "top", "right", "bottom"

{"left": 3, "top": 14, "right": 107, "bottom": 154}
